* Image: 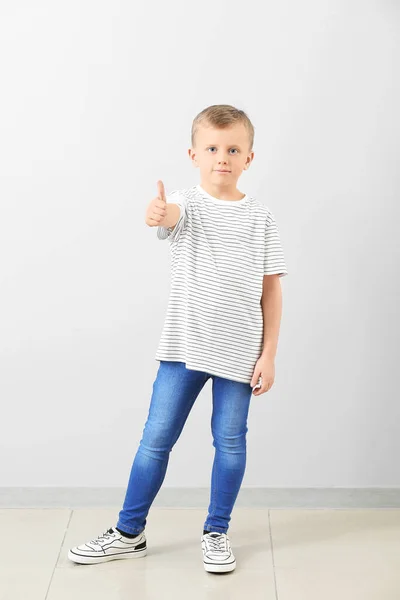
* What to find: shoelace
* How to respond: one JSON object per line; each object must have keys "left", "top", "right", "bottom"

{"left": 90, "top": 528, "right": 114, "bottom": 546}
{"left": 204, "top": 533, "right": 228, "bottom": 552}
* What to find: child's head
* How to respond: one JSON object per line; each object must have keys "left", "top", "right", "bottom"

{"left": 189, "top": 105, "right": 255, "bottom": 190}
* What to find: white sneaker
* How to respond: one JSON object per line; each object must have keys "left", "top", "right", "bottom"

{"left": 68, "top": 526, "right": 147, "bottom": 565}
{"left": 201, "top": 531, "right": 236, "bottom": 573}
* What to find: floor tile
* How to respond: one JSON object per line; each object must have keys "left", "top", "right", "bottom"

{"left": 270, "top": 509, "right": 400, "bottom": 569}
{"left": 48, "top": 562, "right": 276, "bottom": 600}
{"left": 274, "top": 565, "right": 400, "bottom": 600}
{"left": 0, "top": 508, "right": 71, "bottom": 599}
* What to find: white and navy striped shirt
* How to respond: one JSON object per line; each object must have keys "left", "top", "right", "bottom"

{"left": 156, "top": 184, "right": 288, "bottom": 384}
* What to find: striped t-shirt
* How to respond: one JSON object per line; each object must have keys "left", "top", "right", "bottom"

{"left": 156, "top": 183, "right": 288, "bottom": 384}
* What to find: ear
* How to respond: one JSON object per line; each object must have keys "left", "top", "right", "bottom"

{"left": 244, "top": 151, "right": 254, "bottom": 169}
{"left": 188, "top": 148, "right": 198, "bottom": 167}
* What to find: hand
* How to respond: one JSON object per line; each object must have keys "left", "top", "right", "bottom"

{"left": 250, "top": 355, "right": 275, "bottom": 396}
{"left": 145, "top": 180, "right": 167, "bottom": 227}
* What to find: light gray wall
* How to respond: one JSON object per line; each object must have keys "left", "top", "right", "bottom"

{"left": 1, "top": 1, "right": 399, "bottom": 489}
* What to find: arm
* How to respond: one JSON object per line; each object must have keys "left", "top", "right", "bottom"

{"left": 260, "top": 274, "right": 282, "bottom": 360}
{"left": 251, "top": 274, "right": 282, "bottom": 394}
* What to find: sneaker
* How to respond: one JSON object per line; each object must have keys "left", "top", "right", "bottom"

{"left": 67, "top": 526, "right": 147, "bottom": 565}
{"left": 201, "top": 531, "right": 236, "bottom": 573}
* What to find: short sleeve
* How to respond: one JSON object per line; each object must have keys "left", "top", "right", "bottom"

{"left": 157, "top": 190, "right": 187, "bottom": 243}
{"left": 264, "top": 212, "right": 288, "bottom": 277}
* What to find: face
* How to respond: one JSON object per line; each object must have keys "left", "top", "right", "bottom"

{"left": 188, "top": 122, "right": 254, "bottom": 188}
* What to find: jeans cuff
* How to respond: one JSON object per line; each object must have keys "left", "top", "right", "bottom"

{"left": 116, "top": 522, "right": 144, "bottom": 535}
{"left": 203, "top": 525, "right": 228, "bottom": 534}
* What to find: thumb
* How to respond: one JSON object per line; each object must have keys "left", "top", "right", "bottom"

{"left": 250, "top": 371, "right": 261, "bottom": 388}
{"left": 157, "top": 180, "right": 166, "bottom": 202}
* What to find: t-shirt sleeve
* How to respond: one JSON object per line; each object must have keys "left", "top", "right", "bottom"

{"left": 264, "top": 212, "right": 288, "bottom": 277}
{"left": 157, "top": 190, "right": 187, "bottom": 243}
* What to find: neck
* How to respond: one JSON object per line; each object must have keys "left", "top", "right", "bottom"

{"left": 199, "top": 181, "right": 245, "bottom": 201}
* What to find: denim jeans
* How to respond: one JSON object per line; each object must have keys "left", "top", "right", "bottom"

{"left": 116, "top": 360, "right": 253, "bottom": 536}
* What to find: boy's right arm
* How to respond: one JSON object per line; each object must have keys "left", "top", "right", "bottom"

{"left": 145, "top": 180, "right": 180, "bottom": 230}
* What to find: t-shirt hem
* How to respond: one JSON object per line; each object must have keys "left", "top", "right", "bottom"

{"left": 264, "top": 270, "right": 288, "bottom": 277}
{"left": 155, "top": 355, "right": 252, "bottom": 385}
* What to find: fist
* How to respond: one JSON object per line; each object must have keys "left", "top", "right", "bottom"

{"left": 145, "top": 180, "right": 167, "bottom": 227}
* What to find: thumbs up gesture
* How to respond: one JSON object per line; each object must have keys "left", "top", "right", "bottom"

{"left": 145, "top": 180, "right": 167, "bottom": 227}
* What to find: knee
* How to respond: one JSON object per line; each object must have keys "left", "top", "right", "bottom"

{"left": 139, "top": 422, "right": 178, "bottom": 458}
{"left": 212, "top": 427, "right": 248, "bottom": 454}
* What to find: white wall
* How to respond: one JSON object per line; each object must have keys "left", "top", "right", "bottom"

{"left": 1, "top": 0, "right": 399, "bottom": 488}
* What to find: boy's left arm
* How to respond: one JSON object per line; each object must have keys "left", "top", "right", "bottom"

{"left": 250, "top": 274, "right": 282, "bottom": 395}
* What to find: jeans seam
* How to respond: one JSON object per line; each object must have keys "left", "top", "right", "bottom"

{"left": 205, "top": 447, "right": 218, "bottom": 530}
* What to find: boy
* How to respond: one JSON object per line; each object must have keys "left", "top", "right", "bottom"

{"left": 68, "top": 104, "right": 288, "bottom": 573}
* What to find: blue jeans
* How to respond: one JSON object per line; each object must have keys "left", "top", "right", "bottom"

{"left": 116, "top": 360, "right": 253, "bottom": 535}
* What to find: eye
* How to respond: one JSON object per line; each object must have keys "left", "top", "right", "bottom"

{"left": 207, "top": 147, "right": 239, "bottom": 154}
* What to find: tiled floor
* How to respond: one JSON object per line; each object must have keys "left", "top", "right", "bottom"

{"left": 2, "top": 507, "right": 400, "bottom": 599}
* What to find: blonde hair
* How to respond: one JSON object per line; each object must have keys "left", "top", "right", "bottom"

{"left": 191, "top": 104, "right": 254, "bottom": 151}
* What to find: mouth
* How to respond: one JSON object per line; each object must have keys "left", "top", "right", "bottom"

{"left": 215, "top": 170, "right": 231, "bottom": 173}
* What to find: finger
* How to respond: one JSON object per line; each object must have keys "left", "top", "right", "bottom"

{"left": 261, "top": 382, "right": 272, "bottom": 394}
{"left": 154, "top": 198, "right": 167, "bottom": 211}
{"left": 152, "top": 204, "right": 167, "bottom": 216}
{"left": 157, "top": 180, "right": 166, "bottom": 202}
{"left": 253, "top": 386, "right": 265, "bottom": 396}
{"left": 148, "top": 215, "right": 163, "bottom": 224}
{"left": 147, "top": 217, "right": 161, "bottom": 226}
